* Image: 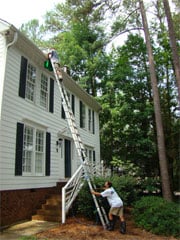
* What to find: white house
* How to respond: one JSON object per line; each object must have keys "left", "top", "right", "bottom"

{"left": 0, "top": 19, "right": 101, "bottom": 227}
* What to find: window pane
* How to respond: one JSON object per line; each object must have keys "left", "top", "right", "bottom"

{"left": 23, "top": 126, "right": 33, "bottom": 173}
{"left": 36, "top": 130, "right": 44, "bottom": 152}
{"left": 40, "top": 73, "right": 48, "bottom": 108}
{"left": 35, "top": 152, "right": 43, "bottom": 173}
{"left": 35, "top": 130, "right": 44, "bottom": 174}
{"left": 25, "top": 63, "right": 36, "bottom": 102}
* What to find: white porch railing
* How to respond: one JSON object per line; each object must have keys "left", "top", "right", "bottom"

{"left": 62, "top": 164, "right": 85, "bottom": 224}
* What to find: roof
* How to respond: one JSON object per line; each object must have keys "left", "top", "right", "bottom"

{"left": 0, "top": 19, "right": 101, "bottom": 112}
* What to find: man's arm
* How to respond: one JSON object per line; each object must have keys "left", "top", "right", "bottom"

{"left": 91, "top": 190, "right": 101, "bottom": 196}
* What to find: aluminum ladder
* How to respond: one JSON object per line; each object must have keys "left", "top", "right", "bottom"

{"left": 48, "top": 50, "right": 109, "bottom": 229}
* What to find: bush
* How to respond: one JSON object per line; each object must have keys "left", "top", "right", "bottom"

{"left": 136, "top": 177, "right": 161, "bottom": 196}
{"left": 132, "top": 196, "right": 180, "bottom": 237}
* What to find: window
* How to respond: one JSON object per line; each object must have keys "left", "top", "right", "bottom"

{"left": 40, "top": 73, "right": 48, "bottom": 109}
{"left": 85, "top": 147, "right": 96, "bottom": 173}
{"left": 23, "top": 125, "right": 45, "bottom": 175}
{"left": 19, "top": 56, "right": 54, "bottom": 113}
{"left": 85, "top": 148, "right": 94, "bottom": 163}
{"left": 80, "top": 101, "right": 86, "bottom": 128}
{"left": 88, "top": 109, "right": 95, "bottom": 134}
{"left": 25, "top": 63, "right": 36, "bottom": 102}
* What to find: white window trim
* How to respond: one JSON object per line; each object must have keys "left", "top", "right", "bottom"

{"left": 24, "top": 60, "right": 50, "bottom": 111}
{"left": 40, "top": 72, "right": 49, "bottom": 110}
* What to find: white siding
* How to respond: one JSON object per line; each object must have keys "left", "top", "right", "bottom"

{"left": 0, "top": 34, "right": 6, "bottom": 117}
{"left": 0, "top": 37, "right": 101, "bottom": 191}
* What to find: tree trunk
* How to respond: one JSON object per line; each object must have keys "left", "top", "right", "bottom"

{"left": 162, "top": 0, "right": 180, "bottom": 106}
{"left": 139, "top": 0, "right": 173, "bottom": 201}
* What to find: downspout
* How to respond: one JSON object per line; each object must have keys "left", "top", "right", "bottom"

{"left": 6, "top": 30, "right": 18, "bottom": 48}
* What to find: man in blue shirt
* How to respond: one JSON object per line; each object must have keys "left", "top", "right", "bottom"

{"left": 91, "top": 181, "right": 126, "bottom": 234}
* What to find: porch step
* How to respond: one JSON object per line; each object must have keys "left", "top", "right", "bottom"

{"left": 32, "top": 193, "right": 62, "bottom": 222}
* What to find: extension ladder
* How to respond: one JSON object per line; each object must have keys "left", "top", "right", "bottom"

{"left": 48, "top": 50, "right": 109, "bottom": 229}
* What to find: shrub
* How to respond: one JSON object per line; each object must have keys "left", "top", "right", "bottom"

{"left": 132, "top": 196, "right": 180, "bottom": 237}
{"left": 136, "top": 177, "right": 161, "bottom": 196}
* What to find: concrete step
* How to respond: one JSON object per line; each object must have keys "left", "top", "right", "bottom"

{"left": 42, "top": 204, "right": 61, "bottom": 211}
{"left": 46, "top": 198, "right": 61, "bottom": 205}
{"left": 36, "top": 208, "right": 61, "bottom": 216}
{"left": 32, "top": 193, "right": 62, "bottom": 222}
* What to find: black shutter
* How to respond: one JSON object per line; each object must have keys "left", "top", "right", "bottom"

{"left": 72, "top": 94, "right": 75, "bottom": 114}
{"left": 19, "top": 56, "right": 27, "bottom": 98}
{"left": 80, "top": 101, "right": 83, "bottom": 128}
{"left": 49, "top": 78, "right": 54, "bottom": 113}
{"left": 15, "top": 122, "right": 24, "bottom": 176}
{"left": 61, "top": 103, "right": 65, "bottom": 119}
{"left": 45, "top": 132, "right": 51, "bottom": 176}
{"left": 93, "top": 150, "right": 96, "bottom": 162}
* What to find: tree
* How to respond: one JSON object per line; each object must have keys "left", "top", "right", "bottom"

{"left": 151, "top": 0, "right": 180, "bottom": 193}
{"left": 43, "top": 0, "right": 108, "bottom": 96}
{"left": 162, "top": 0, "right": 180, "bottom": 106}
{"left": 20, "top": 19, "right": 47, "bottom": 47}
{"left": 139, "top": 0, "right": 173, "bottom": 201}
{"left": 99, "top": 34, "right": 158, "bottom": 177}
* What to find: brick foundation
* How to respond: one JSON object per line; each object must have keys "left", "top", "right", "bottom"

{"left": 0, "top": 184, "right": 65, "bottom": 228}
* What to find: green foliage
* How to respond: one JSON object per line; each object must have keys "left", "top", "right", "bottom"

{"left": 137, "top": 177, "right": 161, "bottom": 195}
{"left": 110, "top": 157, "right": 141, "bottom": 177}
{"left": 19, "top": 19, "right": 47, "bottom": 47}
{"left": 99, "top": 34, "right": 158, "bottom": 177}
{"left": 132, "top": 196, "right": 180, "bottom": 237}
{"left": 110, "top": 158, "right": 161, "bottom": 196}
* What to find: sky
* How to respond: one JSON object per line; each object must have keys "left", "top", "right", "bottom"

{"left": 0, "top": 0, "right": 62, "bottom": 28}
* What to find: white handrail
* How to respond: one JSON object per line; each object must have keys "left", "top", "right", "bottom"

{"left": 62, "top": 164, "right": 84, "bottom": 224}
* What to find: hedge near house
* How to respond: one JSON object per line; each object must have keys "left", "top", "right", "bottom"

{"left": 132, "top": 196, "right": 180, "bottom": 237}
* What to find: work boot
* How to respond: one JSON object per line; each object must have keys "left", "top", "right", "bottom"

{"left": 120, "top": 221, "right": 126, "bottom": 234}
{"left": 106, "top": 220, "right": 115, "bottom": 231}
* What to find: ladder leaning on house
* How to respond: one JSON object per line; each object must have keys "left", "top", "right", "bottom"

{"left": 47, "top": 50, "right": 109, "bottom": 229}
